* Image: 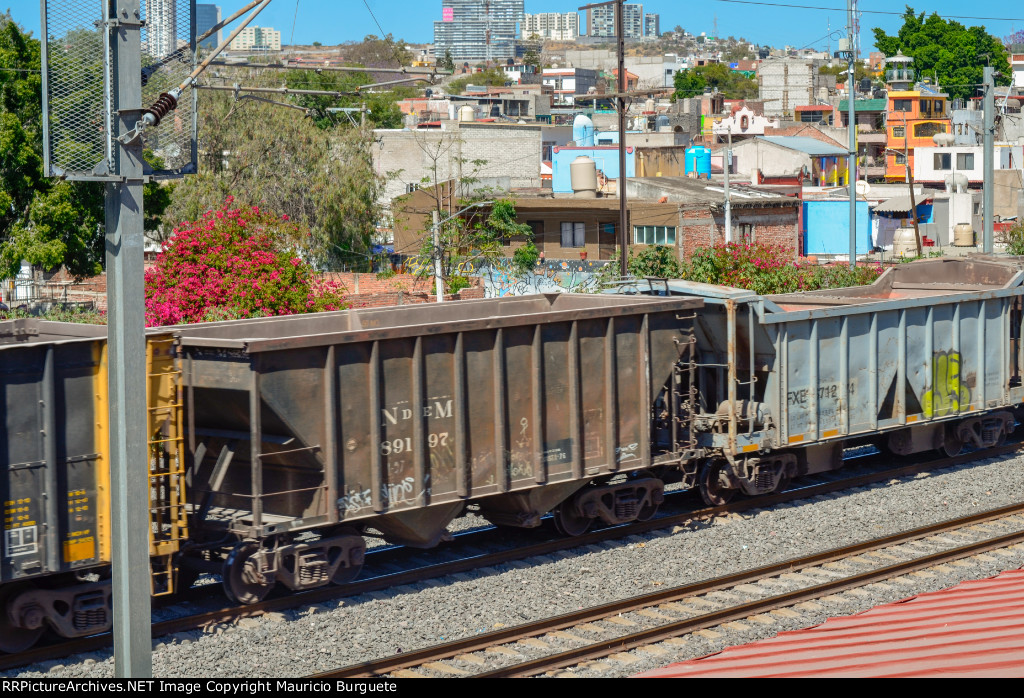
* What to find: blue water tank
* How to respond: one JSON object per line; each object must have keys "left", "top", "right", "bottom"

{"left": 685, "top": 146, "right": 712, "bottom": 179}
{"left": 572, "top": 114, "right": 595, "bottom": 147}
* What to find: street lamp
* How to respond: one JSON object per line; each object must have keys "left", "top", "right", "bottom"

{"left": 429, "top": 200, "right": 494, "bottom": 302}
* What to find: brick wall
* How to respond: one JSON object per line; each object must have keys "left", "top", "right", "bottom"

{"left": 28, "top": 270, "right": 484, "bottom": 314}
{"left": 678, "top": 205, "right": 800, "bottom": 259}
{"left": 323, "top": 272, "right": 484, "bottom": 307}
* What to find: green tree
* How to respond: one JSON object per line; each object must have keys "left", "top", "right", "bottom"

{"left": 165, "top": 80, "right": 386, "bottom": 271}
{"left": 439, "top": 49, "right": 455, "bottom": 73}
{"left": 0, "top": 14, "right": 169, "bottom": 279}
{"left": 873, "top": 7, "right": 1010, "bottom": 100}
{"left": 673, "top": 64, "right": 758, "bottom": 100}
{"left": 446, "top": 68, "right": 508, "bottom": 95}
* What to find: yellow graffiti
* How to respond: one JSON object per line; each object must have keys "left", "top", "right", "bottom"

{"left": 922, "top": 351, "right": 971, "bottom": 418}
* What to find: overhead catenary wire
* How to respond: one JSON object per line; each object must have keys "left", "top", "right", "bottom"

{"left": 710, "top": 0, "right": 1024, "bottom": 22}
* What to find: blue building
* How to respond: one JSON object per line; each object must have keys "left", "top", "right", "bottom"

{"left": 551, "top": 145, "right": 636, "bottom": 194}
{"left": 802, "top": 200, "right": 871, "bottom": 256}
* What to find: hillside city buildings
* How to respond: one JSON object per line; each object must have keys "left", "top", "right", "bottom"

{"left": 434, "top": 0, "right": 525, "bottom": 62}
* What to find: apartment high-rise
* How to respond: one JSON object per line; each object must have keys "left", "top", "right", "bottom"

{"left": 644, "top": 13, "right": 659, "bottom": 38}
{"left": 145, "top": 0, "right": 178, "bottom": 59}
{"left": 522, "top": 12, "right": 579, "bottom": 41}
{"left": 433, "top": 0, "right": 525, "bottom": 62}
{"left": 586, "top": 4, "right": 643, "bottom": 39}
{"left": 196, "top": 4, "right": 221, "bottom": 50}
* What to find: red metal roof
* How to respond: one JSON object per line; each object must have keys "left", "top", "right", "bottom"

{"left": 637, "top": 568, "right": 1024, "bottom": 678}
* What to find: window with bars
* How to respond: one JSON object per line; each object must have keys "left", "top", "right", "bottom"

{"left": 560, "top": 221, "right": 586, "bottom": 247}
{"left": 633, "top": 226, "right": 677, "bottom": 245}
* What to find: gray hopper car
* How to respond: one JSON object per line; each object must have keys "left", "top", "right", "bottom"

{"left": 174, "top": 293, "right": 702, "bottom": 602}
{"left": 651, "top": 256, "right": 1024, "bottom": 506}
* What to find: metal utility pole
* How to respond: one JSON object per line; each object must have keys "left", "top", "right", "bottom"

{"left": 107, "top": 0, "right": 151, "bottom": 677}
{"left": 846, "top": 0, "right": 857, "bottom": 267}
{"left": 432, "top": 209, "right": 444, "bottom": 302}
{"left": 581, "top": 0, "right": 628, "bottom": 274}
{"left": 615, "top": 0, "right": 628, "bottom": 274}
{"left": 724, "top": 129, "right": 732, "bottom": 243}
{"left": 983, "top": 66, "right": 995, "bottom": 253}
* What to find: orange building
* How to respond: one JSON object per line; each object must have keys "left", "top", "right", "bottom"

{"left": 884, "top": 89, "right": 951, "bottom": 182}
{"left": 881, "top": 52, "right": 951, "bottom": 182}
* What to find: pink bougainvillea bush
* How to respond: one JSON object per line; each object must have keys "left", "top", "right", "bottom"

{"left": 145, "top": 197, "right": 347, "bottom": 326}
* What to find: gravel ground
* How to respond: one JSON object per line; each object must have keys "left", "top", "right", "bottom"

{"left": 8, "top": 452, "right": 1024, "bottom": 678}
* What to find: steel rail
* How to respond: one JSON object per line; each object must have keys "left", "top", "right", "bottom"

{"left": 476, "top": 523, "right": 1024, "bottom": 677}
{"left": 2, "top": 441, "right": 1020, "bottom": 671}
{"left": 312, "top": 502, "right": 1024, "bottom": 678}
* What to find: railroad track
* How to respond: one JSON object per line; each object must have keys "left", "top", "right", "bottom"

{"left": 2, "top": 441, "right": 1020, "bottom": 672}
{"left": 315, "top": 502, "right": 1024, "bottom": 678}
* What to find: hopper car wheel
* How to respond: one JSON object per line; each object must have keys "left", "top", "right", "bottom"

{"left": 942, "top": 426, "right": 965, "bottom": 458}
{"left": 222, "top": 542, "right": 273, "bottom": 605}
{"left": 0, "top": 584, "right": 45, "bottom": 653}
{"left": 773, "top": 473, "right": 791, "bottom": 494}
{"left": 630, "top": 469, "right": 660, "bottom": 521}
{"left": 553, "top": 505, "right": 592, "bottom": 537}
{"left": 330, "top": 527, "right": 364, "bottom": 585}
{"left": 699, "top": 460, "right": 736, "bottom": 507}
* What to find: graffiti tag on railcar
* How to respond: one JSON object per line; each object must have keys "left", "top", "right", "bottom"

{"left": 923, "top": 351, "right": 970, "bottom": 417}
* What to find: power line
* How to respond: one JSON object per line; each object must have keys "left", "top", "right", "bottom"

{"left": 289, "top": 0, "right": 300, "bottom": 46}
{"left": 710, "top": 0, "right": 1024, "bottom": 22}
{"left": 360, "top": 0, "right": 408, "bottom": 67}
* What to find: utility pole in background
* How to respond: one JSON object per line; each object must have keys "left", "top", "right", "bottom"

{"left": 846, "top": 0, "right": 858, "bottom": 266}
{"left": 581, "top": 0, "right": 628, "bottom": 275}
{"left": 983, "top": 66, "right": 995, "bottom": 253}
{"left": 724, "top": 130, "right": 732, "bottom": 243}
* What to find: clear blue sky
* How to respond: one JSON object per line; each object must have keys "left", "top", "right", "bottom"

{"left": 8, "top": 1, "right": 1024, "bottom": 53}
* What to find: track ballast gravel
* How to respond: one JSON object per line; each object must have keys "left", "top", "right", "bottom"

{"left": 7, "top": 452, "right": 1024, "bottom": 678}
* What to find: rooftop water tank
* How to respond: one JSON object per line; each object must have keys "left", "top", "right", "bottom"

{"left": 685, "top": 146, "right": 711, "bottom": 179}
{"left": 458, "top": 105, "right": 475, "bottom": 122}
{"left": 655, "top": 114, "right": 670, "bottom": 132}
{"left": 570, "top": 156, "right": 598, "bottom": 199}
{"left": 572, "top": 114, "right": 595, "bottom": 147}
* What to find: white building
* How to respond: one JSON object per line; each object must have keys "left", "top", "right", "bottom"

{"left": 542, "top": 68, "right": 598, "bottom": 105}
{"left": 1012, "top": 53, "right": 1024, "bottom": 90}
{"left": 145, "top": 0, "right": 178, "bottom": 59}
{"left": 914, "top": 144, "right": 1024, "bottom": 185}
{"left": 229, "top": 26, "right": 282, "bottom": 52}
{"left": 522, "top": 12, "right": 579, "bottom": 41}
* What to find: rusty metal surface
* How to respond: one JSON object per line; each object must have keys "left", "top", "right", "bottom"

{"left": 639, "top": 567, "right": 1024, "bottom": 678}
{"left": 175, "top": 295, "right": 702, "bottom": 541}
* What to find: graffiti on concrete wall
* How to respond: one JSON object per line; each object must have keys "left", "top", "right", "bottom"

{"left": 477, "top": 259, "right": 609, "bottom": 297}
{"left": 395, "top": 257, "right": 612, "bottom": 297}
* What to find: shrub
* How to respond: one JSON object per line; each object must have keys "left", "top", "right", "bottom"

{"left": 629, "top": 245, "right": 683, "bottom": 279}
{"left": 144, "top": 197, "right": 347, "bottom": 326}
{"left": 683, "top": 242, "right": 882, "bottom": 294}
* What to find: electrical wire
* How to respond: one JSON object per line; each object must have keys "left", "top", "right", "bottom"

{"left": 710, "top": 0, "right": 1024, "bottom": 22}
{"left": 360, "top": 0, "right": 408, "bottom": 67}
{"left": 290, "top": 0, "right": 301, "bottom": 47}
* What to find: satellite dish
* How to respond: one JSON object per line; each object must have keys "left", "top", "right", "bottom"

{"left": 855, "top": 180, "right": 870, "bottom": 197}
